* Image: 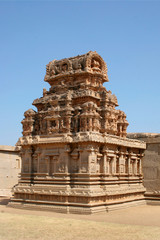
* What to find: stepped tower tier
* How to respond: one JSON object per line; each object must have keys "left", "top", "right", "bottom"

{"left": 10, "top": 51, "right": 146, "bottom": 214}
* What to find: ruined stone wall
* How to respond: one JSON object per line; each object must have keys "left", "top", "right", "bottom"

{"left": 0, "top": 145, "right": 21, "bottom": 196}
{"left": 127, "top": 133, "right": 160, "bottom": 201}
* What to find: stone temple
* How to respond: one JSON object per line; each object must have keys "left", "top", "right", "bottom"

{"left": 10, "top": 51, "right": 146, "bottom": 213}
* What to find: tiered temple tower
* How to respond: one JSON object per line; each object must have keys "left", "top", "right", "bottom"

{"left": 10, "top": 51, "right": 146, "bottom": 213}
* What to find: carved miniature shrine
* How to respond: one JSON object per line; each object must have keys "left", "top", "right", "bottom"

{"left": 10, "top": 51, "right": 146, "bottom": 213}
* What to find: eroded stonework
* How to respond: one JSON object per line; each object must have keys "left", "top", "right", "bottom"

{"left": 128, "top": 133, "right": 160, "bottom": 205}
{"left": 10, "top": 51, "right": 146, "bottom": 213}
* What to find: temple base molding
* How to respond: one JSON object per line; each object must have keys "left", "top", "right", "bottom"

{"left": 9, "top": 198, "right": 146, "bottom": 214}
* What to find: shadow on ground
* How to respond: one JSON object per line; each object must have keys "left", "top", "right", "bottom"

{"left": 0, "top": 198, "right": 10, "bottom": 205}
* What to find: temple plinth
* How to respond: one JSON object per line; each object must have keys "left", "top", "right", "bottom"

{"left": 10, "top": 51, "right": 146, "bottom": 213}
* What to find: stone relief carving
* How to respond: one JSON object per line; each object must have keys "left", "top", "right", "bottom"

{"left": 12, "top": 51, "right": 146, "bottom": 214}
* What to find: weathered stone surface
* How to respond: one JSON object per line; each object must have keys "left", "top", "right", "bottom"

{"left": 0, "top": 145, "right": 21, "bottom": 196}
{"left": 128, "top": 133, "right": 160, "bottom": 203}
{"left": 10, "top": 52, "right": 146, "bottom": 213}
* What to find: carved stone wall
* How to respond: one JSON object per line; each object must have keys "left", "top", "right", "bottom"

{"left": 10, "top": 52, "right": 146, "bottom": 213}
{"left": 128, "top": 133, "right": 160, "bottom": 204}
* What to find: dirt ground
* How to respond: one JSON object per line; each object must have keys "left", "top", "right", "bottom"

{"left": 0, "top": 199, "right": 160, "bottom": 240}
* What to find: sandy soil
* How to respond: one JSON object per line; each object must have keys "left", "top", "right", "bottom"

{"left": 0, "top": 199, "right": 160, "bottom": 240}
{"left": 1, "top": 202, "right": 160, "bottom": 227}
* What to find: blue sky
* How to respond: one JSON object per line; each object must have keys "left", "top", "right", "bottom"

{"left": 0, "top": 1, "right": 160, "bottom": 146}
